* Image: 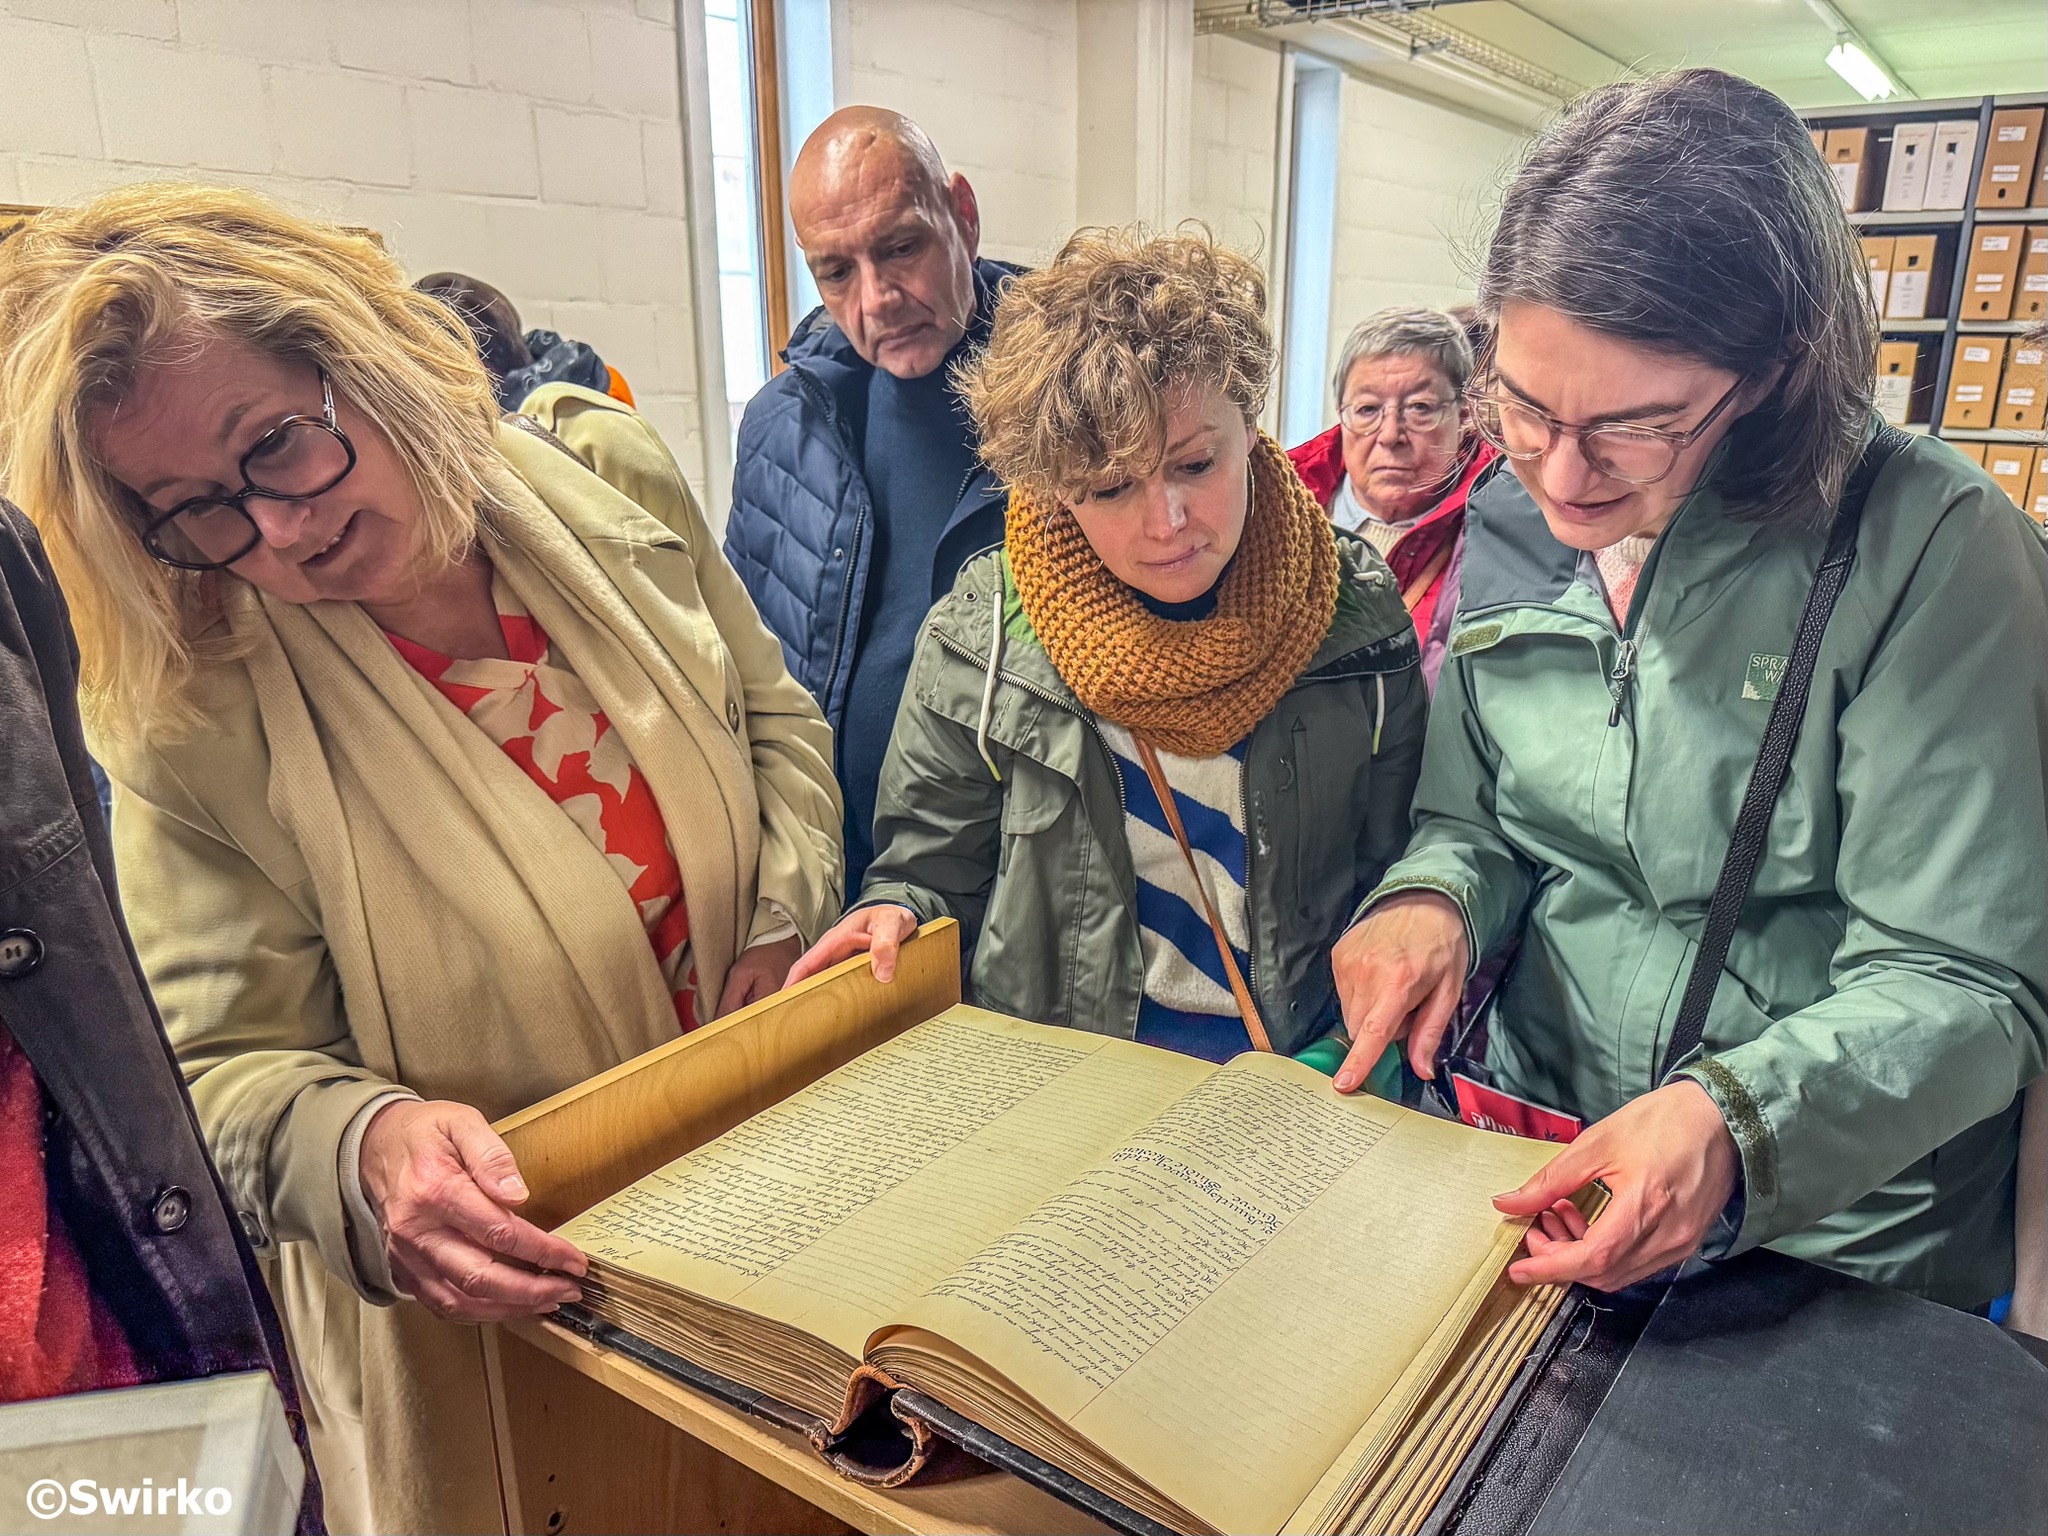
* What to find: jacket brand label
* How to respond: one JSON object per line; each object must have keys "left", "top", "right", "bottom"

{"left": 1449, "top": 622, "right": 1503, "bottom": 657}
{"left": 1743, "top": 652, "right": 1789, "bottom": 702}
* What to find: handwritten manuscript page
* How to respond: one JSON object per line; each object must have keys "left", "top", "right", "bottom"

{"left": 886, "top": 1052, "right": 1559, "bottom": 1535}
{"left": 558, "top": 1009, "right": 1212, "bottom": 1364}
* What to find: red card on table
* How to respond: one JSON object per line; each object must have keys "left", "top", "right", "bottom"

{"left": 1451, "top": 1073, "right": 1583, "bottom": 1143}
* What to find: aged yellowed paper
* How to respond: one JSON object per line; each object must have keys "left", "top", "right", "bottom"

{"left": 559, "top": 1008, "right": 1212, "bottom": 1360}
{"left": 887, "top": 1052, "right": 1557, "bottom": 1534}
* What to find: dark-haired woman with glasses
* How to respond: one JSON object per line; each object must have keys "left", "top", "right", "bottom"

{"left": 0, "top": 184, "right": 843, "bottom": 1533}
{"left": 1330, "top": 70, "right": 2048, "bottom": 1319}
{"left": 1288, "top": 307, "right": 1496, "bottom": 690}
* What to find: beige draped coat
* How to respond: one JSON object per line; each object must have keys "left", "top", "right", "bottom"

{"left": 96, "top": 403, "right": 842, "bottom": 1533}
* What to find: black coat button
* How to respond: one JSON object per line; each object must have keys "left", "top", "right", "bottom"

{"left": 238, "top": 1210, "right": 265, "bottom": 1246}
{"left": 727, "top": 699, "right": 742, "bottom": 732}
{"left": 152, "top": 1186, "right": 191, "bottom": 1234}
{"left": 0, "top": 929, "right": 43, "bottom": 979}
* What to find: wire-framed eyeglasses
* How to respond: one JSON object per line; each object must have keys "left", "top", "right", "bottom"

{"left": 139, "top": 372, "right": 358, "bottom": 571}
{"left": 1464, "top": 374, "right": 1744, "bottom": 486}
{"left": 1338, "top": 397, "right": 1456, "bottom": 438}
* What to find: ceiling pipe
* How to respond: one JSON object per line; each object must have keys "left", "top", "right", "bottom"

{"left": 1194, "top": 0, "right": 1589, "bottom": 108}
{"left": 1194, "top": 0, "right": 1484, "bottom": 36}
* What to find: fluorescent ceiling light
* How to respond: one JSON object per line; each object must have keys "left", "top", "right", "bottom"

{"left": 1826, "top": 40, "right": 1896, "bottom": 102}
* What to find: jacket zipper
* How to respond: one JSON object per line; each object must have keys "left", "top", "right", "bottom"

{"left": 1606, "top": 637, "right": 1639, "bottom": 727}
{"left": 930, "top": 628, "right": 1138, "bottom": 1027}
{"left": 1605, "top": 530, "right": 1675, "bottom": 727}
{"left": 930, "top": 624, "right": 1380, "bottom": 1048}
{"left": 823, "top": 501, "right": 868, "bottom": 710}
{"left": 789, "top": 366, "right": 871, "bottom": 712}
{"left": 1237, "top": 759, "right": 1266, "bottom": 1037}
{"left": 953, "top": 459, "right": 985, "bottom": 508}
{"left": 931, "top": 626, "right": 1122, "bottom": 795}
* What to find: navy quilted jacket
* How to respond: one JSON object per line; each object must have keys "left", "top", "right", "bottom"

{"left": 723, "top": 259, "right": 1021, "bottom": 735}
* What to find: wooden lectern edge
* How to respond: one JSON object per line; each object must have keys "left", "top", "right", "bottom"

{"left": 489, "top": 1319, "right": 1105, "bottom": 1536}
{"left": 478, "top": 918, "right": 1117, "bottom": 1536}
{"left": 495, "top": 914, "right": 960, "bottom": 1135}
{"left": 493, "top": 917, "right": 962, "bottom": 1232}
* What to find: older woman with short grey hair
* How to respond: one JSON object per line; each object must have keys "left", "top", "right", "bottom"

{"left": 1288, "top": 306, "right": 1497, "bottom": 687}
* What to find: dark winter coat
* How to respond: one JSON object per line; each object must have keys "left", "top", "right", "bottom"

{"left": 722, "top": 259, "right": 1021, "bottom": 731}
{"left": 0, "top": 501, "right": 320, "bottom": 1531}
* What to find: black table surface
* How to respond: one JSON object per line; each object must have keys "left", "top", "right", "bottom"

{"left": 1441, "top": 1248, "right": 2048, "bottom": 1536}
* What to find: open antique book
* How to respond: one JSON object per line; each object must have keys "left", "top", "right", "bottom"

{"left": 556, "top": 1006, "right": 1584, "bottom": 1536}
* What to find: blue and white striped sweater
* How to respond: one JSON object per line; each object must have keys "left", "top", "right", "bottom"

{"left": 1096, "top": 721, "right": 1256, "bottom": 1062}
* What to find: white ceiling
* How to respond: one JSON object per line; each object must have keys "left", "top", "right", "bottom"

{"left": 1207, "top": 0, "right": 2046, "bottom": 125}
{"left": 1466, "top": 0, "right": 2048, "bottom": 107}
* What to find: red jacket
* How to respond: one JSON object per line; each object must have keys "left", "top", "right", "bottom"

{"left": 1287, "top": 426, "right": 1498, "bottom": 651}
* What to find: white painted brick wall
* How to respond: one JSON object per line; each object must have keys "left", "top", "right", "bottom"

{"left": 1187, "top": 34, "right": 1280, "bottom": 279}
{"left": 0, "top": 0, "right": 709, "bottom": 498}
{"left": 839, "top": 0, "right": 1078, "bottom": 267}
{"left": 1325, "top": 75, "right": 1523, "bottom": 393}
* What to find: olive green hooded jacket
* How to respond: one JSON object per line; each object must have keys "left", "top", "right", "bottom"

{"left": 859, "top": 534, "right": 1426, "bottom": 1055}
{"left": 1369, "top": 435, "right": 2048, "bottom": 1308}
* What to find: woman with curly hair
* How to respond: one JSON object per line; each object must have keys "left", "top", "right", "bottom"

{"left": 790, "top": 228, "right": 1426, "bottom": 1070}
{"left": 0, "top": 184, "right": 843, "bottom": 1532}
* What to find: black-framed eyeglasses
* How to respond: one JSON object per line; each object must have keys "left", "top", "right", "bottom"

{"left": 1463, "top": 374, "right": 1745, "bottom": 486}
{"left": 139, "top": 372, "right": 357, "bottom": 571}
{"left": 1339, "top": 397, "right": 1457, "bottom": 438}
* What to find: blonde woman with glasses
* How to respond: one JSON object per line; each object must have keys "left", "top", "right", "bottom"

{"left": 0, "top": 185, "right": 843, "bottom": 1532}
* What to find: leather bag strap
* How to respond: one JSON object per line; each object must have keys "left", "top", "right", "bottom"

{"left": 1657, "top": 425, "right": 1910, "bottom": 1084}
{"left": 1399, "top": 537, "right": 1456, "bottom": 614}
{"left": 1131, "top": 737, "right": 1274, "bottom": 1052}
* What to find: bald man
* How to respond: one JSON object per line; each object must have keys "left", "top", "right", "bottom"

{"left": 726, "top": 108, "right": 1019, "bottom": 896}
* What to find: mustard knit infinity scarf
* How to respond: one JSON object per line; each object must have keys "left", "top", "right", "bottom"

{"left": 1007, "top": 430, "right": 1339, "bottom": 758}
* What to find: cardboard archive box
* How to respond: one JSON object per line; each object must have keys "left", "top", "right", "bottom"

{"left": 1943, "top": 336, "right": 2009, "bottom": 430}
{"left": 2029, "top": 450, "right": 2048, "bottom": 524}
{"left": 1824, "top": 128, "right": 1876, "bottom": 212}
{"left": 1862, "top": 236, "right": 1896, "bottom": 316}
{"left": 1996, "top": 339, "right": 2047, "bottom": 433}
{"left": 1874, "top": 341, "right": 1920, "bottom": 426}
{"left": 1984, "top": 445, "right": 2036, "bottom": 508}
{"left": 1926, "top": 120, "right": 1983, "bottom": 210}
{"left": 1885, "top": 235, "right": 1941, "bottom": 319}
{"left": 2019, "top": 225, "right": 2048, "bottom": 321}
{"left": 1882, "top": 122, "right": 1936, "bottom": 211}
{"left": 1946, "top": 439, "right": 1988, "bottom": 466}
{"left": 1962, "top": 225, "right": 2026, "bottom": 320}
{"left": 1976, "top": 107, "right": 2046, "bottom": 210}
{"left": 1809, "top": 126, "right": 1828, "bottom": 154}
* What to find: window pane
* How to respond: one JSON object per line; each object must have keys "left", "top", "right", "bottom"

{"left": 1281, "top": 62, "right": 1341, "bottom": 449}
{"left": 704, "top": 0, "right": 769, "bottom": 440}
{"left": 779, "top": 0, "right": 835, "bottom": 320}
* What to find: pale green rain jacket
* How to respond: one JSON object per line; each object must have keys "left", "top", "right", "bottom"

{"left": 1367, "top": 431, "right": 2048, "bottom": 1308}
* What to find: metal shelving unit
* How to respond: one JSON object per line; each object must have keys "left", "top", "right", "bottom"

{"left": 1806, "top": 91, "right": 2047, "bottom": 451}
{"left": 1848, "top": 208, "right": 1966, "bottom": 227}
{"left": 1938, "top": 427, "right": 2038, "bottom": 444}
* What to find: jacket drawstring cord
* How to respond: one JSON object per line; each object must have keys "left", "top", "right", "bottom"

{"left": 975, "top": 577, "right": 1006, "bottom": 782}
{"left": 1372, "top": 672, "right": 1386, "bottom": 757}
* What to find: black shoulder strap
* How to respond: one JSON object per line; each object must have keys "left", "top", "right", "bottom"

{"left": 1658, "top": 426, "right": 1911, "bottom": 1084}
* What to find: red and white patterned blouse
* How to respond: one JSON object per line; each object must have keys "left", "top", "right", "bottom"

{"left": 386, "top": 583, "right": 702, "bottom": 1032}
